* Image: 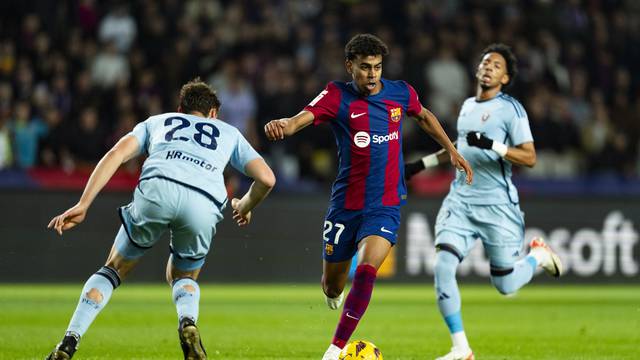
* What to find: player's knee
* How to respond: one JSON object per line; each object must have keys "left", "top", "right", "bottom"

{"left": 434, "top": 251, "right": 459, "bottom": 285}
{"left": 85, "top": 288, "right": 104, "bottom": 303}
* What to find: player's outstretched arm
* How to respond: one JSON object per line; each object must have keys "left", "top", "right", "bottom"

{"left": 48, "top": 135, "right": 141, "bottom": 235}
{"left": 466, "top": 131, "right": 536, "bottom": 167}
{"left": 231, "top": 158, "right": 276, "bottom": 226}
{"left": 264, "top": 111, "right": 314, "bottom": 140}
{"left": 404, "top": 145, "right": 453, "bottom": 180}
{"left": 414, "top": 107, "right": 473, "bottom": 184}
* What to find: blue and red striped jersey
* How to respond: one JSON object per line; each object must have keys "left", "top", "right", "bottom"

{"left": 304, "top": 78, "right": 423, "bottom": 210}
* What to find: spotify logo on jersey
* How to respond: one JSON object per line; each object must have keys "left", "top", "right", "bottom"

{"left": 353, "top": 131, "right": 371, "bottom": 148}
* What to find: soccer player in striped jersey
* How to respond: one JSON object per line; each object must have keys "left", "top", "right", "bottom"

{"left": 405, "top": 44, "right": 563, "bottom": 360}
{"left": 264, "top": 33, "right": 473, "bottom": 360}
{"left": 46, "top": 78, "right": 275, "bottom": 360}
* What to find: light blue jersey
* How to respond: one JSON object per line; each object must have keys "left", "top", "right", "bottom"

{"left": 114, "top": 112, "right": 262, "bottom": 270}
{"left": 448, "top": 93, "right": 532, "bottom": 205}
{"left": 129, "top": 112, "right": 261, "bottom": 209}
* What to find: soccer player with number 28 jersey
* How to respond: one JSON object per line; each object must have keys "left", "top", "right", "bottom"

{"left": 264, "top": 34, "right": 473, "bottom": 360}
{"left": 46, "top": 78, "right": 275, "bottom": 360}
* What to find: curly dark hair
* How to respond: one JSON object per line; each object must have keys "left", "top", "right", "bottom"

{"left": 480, "top": 43, "right": 518, "bottom": 87}
{"left": 179, "top": 77, "right": 221, "bottom": 115}
{"left": 344, "top": 33, "right": 389, "bottom": 60}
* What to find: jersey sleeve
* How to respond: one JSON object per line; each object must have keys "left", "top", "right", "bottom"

{"left": 128, "top": 120, "right": 150, "bottom": 155}
{"left": 304, "top": 82, "right": 341, "bottom": 125}
{"left": 405, "top": 82, "right": 423, "bottom": 117}
{"left": 230, "top": 129, "right": 262, "bottom": 175}
{"left": 507, "top": 101, "right": 533, "bottom": 146}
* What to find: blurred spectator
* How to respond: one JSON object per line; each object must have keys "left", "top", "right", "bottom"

{"left": 39, "top": 107, "right": 68, "bottom": 168}
{"left": 0, "top": 41, "right": 16, "bottom": 78}
{"left": 98, "top": 4, "right": 137, "bottom": 53}
{"left": 211, "top": 60, "right": 259, "bottom": 147}
{"left": 67, "top": 106, "right": 105, "bottom": 168}
{"left": 0, "top": 115, "right": 12, "bottom": 169}
{"left": 424, "top": 46, "right": 468, "bottom": 126}
{"left": 91, "top": 41, "right": 129, "bottom": 89}
{"left": 10, "top": 101, "right": 47, "bottom": 168}
{"left": 77, "top": 0, "right": 99, "bottom": 36}
{"left": 0, "top": 82, "right": 14, "bottom": 118}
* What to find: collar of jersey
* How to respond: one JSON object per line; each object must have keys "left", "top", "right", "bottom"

{"left": 475, "top": 91, "right": 502, "bottom": 103}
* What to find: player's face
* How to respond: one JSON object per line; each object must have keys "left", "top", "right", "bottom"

{"left": 346, "top": 55, "right": 383, "bottom": 96}
{"left": 476, "top": 52, "right": 509, "bottom": 90}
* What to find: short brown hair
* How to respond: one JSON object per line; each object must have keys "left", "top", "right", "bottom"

{"left": 179, "top": 77, "right": 221, "bottom": 115}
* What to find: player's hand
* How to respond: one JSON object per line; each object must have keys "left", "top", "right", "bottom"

{"left": 264, "top": 119, "right": 287, "bottom": 141}
{"left": 404, "top": 160, "right": 425, "bottom": 180}
{"left": 231, "top": 198, "right": 252, "bottom": 226}
{"left": 47, "top": 202, "right": 88, "bottom": 235}
{"left": 466, "top": 131, "right": 493, "bottom": 149}
{"left": 450, "top": 152, "right": 473, "bottom": 185}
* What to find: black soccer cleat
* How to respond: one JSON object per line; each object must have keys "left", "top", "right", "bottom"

{"left": 45, "top": 334, "right": 79, "bottom": 360}
{"left": 178, "top": 317, "right": 207, "bottom": 360}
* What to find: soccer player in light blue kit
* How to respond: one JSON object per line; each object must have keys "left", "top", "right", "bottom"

{"left": 46, "top": 78, "right": 275, "bottom": 360}
{"left": 405, "top": 44, "right": 563, "bottom": 360}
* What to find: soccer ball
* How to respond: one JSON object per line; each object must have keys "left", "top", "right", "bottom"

{"left": 338, "top": 340, "right": 383, "bottom": 360}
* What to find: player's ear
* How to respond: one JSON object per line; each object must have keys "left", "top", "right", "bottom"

{"left": 209, "top": 108, "right": 217, "bottom": 118}
{"left": 177, "top": 105, "right": 182, "bottom": 113}
{"left": 500, "top": 73, "right": 510, "bottom": 86}
{"left": 345, "top": 59, "right": 353, "bottom": 75}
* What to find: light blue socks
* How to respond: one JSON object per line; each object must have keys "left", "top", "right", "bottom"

{"left": 172, "top": 278, "right": 200, "bottom": 323}
{"left": 66, "top": 266, "right": 121, "bottom": 337}
{"left": 434, "top": 251, "right": 463, "bottom": 333}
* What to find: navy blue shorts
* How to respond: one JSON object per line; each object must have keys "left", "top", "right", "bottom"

{"left": 322, "top": 206, "right": 400, "bottom": 262}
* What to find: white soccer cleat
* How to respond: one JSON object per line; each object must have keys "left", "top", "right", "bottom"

{"left": 435, "top": 346, "right": 474, "bottom": 360}
{"left": 529, "top": 237, "right": 563, "bottom": 277}
{"left": 322, "top": 344, "right": 342, "bottom": 360}
{"left": 325, "top": 291, "right": 344, "bottom": 310}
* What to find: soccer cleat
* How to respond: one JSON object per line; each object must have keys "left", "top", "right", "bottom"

{"left": 529, "top": 237, "right": 563, "bottom": 277}
{"left": 435, "top": 346, "right": 474, "bottom": 360}
{"left": 325, "top": 291, "right": 344, "bottom": 310}
{"left": 178, "top": 317, "right": 207, "bottom": 360}
{"left": 322, "top": 343, "right": 342, "bottom": 360}
{"left": 45, "top": 334, "right": 79, "bottom": 360}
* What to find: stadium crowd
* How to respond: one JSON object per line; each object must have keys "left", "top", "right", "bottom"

{"left": 0, "top": 0, "right": 639, "bottom": 186}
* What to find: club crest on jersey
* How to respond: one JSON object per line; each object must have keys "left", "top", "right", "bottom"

{"left": 481, "top": 112, "right": 491, "bottom": 122}
{"left": 389, "top": 107, "right": 402, "bottom": 122}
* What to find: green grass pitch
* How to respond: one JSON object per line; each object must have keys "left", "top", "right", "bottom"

{"left": 1, "top": 284, "right": 638, "bottom": 359}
